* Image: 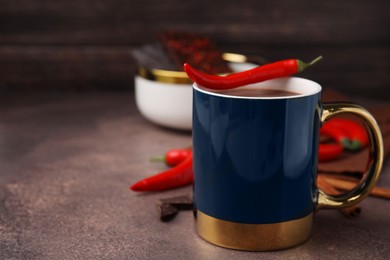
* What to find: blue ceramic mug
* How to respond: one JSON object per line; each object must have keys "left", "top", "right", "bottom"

{"left": 192, "top": 77, "right": 383, "bottom": 251}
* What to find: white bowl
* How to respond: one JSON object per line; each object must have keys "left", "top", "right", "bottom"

{"left": 135, "top": 53, "right": 260, "bottom": 130}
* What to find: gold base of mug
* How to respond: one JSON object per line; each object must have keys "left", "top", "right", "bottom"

{"left": 195, "top": 210, "right": 313, "bottom": 251}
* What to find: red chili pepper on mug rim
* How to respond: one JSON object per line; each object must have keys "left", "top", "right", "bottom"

{"left": 183, "top": 56, "right": 322, "bottom": 90}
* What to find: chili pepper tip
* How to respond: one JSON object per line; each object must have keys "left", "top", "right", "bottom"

{"left": 130, "top": 180, "right": 147, "bottom": 191}
{"left": 183, "top": 63, "right": 195, "bottom": 82}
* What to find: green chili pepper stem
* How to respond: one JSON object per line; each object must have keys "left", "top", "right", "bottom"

{"left": 346, "top": 140, "right": 362, "bottom": 151}
{"left": 340, "top": 138, "right": 351, "bottom": 148}
{"left": 340, "top": 138, "right": 362, "bottom": 151}
{"left": 297, "top": 55, "right": 323, "bottom": 72}
{"left": 150, "top": 156, "right": 165, "bottom": 163}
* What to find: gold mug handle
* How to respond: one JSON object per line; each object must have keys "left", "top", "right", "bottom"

{"left": 317, "top": 103, "right": 384, "bottom": 209}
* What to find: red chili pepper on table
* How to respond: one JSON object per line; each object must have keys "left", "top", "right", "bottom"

{"left": 130, "top": 152, "right": 193, "bottom": 192}
{"left": 150, "top": 148, "right": 192, "bottom": 167}
{"left": 325, "top": 118, "right": 368, "bottom": 151}
{"left": 319, "top": 143, "right": 344, "bottom": 162}
{"left": 183, "top": 56, "right": 322, "bottom": 90}
{"left": 323, "top": 118, "right": 368, "bottom": 151}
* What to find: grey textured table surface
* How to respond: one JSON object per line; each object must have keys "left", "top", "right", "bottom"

{"left": 0, "top": 92, "right": 389, "bottom": 259}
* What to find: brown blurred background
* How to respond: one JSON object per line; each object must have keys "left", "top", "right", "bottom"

{"left": 0, "top": 0, "right": 389, "bottom": 99}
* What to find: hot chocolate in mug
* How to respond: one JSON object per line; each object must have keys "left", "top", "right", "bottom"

{"left": 192, "top": 77, "right": 383, "bottom": 251}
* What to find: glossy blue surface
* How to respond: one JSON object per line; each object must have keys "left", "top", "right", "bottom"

{"left": 193, "top": 89, "right": 321, "bottom": 224}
